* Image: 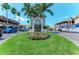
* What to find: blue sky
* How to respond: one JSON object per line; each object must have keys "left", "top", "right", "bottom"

{"left": 1, "top": 3, "right": 79, "bottom": 26}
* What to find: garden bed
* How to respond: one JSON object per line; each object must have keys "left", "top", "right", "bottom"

{"left": 28, "top": 32, "right": 50, "bottom": 40}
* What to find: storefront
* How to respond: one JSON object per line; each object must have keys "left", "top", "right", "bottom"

{"left": 0, "top": 16, "right": 19, "bottom": 29}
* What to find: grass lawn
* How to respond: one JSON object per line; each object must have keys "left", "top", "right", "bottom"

{"left": 0, "top": 32, "right": 79, "bottom": 55}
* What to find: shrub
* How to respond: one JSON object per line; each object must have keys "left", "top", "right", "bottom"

{"left": 28, "top": 32, "right": 50, "bottom": 40}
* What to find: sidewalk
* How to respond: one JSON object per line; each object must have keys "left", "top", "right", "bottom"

{"left": 58, "top": 32, "right": 79, "bottom": 47}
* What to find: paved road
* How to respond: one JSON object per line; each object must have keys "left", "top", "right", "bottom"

{"left": 0, "top": 33, "right": 17, "bottom": 45}
{"left": 58, "top": 32, "right": 79, "bottom": 46}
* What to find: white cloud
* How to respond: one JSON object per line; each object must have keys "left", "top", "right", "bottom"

{"left": 15, "top": 16, "right": 30, "bottom": 25}
{"left": 16, "top": 16, "right": 29, "bottom": 22}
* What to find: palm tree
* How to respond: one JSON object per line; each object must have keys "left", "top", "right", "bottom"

{"left": 22, "top": 3, "right": 53, "bottom": 23}
{"left": 22, "top": 3, "right": 53, "bottom": 31}
{"left": 11, "top": 7, "right": 17, "bottom": 20}
{"left": 21, "top": 3, "right": 35, "bottom": 28}
{"left": 16, "top": 11, "right": 21, "bottom": 23}
{"left": 1, "top": 3, "right": 10, "bottom": 24}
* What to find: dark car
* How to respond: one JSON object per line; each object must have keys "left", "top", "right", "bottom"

{"left": 0, "top": 28, "right": 3, "bottom": 38}
{"left": 58, "top": 28, "right": 62, "bottom": 32}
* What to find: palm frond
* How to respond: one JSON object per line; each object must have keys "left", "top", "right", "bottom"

{"left": 17, "top": 11, "right": 21, "bottom": 16}
{"left": 46, "top": 9, "right": 53, "bottom": 16}
{"left": 21, "top": 7, "right": 26, "bottom": 12}
{"left": 46, "top": 3, "right": 54, "bottom": 8}
{"left": 11, "top": 7, "right": 17, "bottom": 14}
{"left": 1, "top": 3, "right": 10, "bottom": 10}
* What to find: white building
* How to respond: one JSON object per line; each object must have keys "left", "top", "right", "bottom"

{"left": 55, "top": 16, "right": 79, "bottom": 32}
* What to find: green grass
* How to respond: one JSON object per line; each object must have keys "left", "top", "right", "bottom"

{"left": 0, "top": 32, "right": 79, "bottom": 55}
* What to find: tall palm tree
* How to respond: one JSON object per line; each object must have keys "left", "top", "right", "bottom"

{"left": 16, "top": 11, "right": 21, "bottom": 23}
{"left": 1, "top": 3, "right": 10, "bottom": 24}
{"left": 22, "top": 3, "right": 53, "bottom": 21}
{"left": 11, "top": 7, "right": 17, "bottom": 20}
{"left": 22, "top": 3, "right": 53, "bottom": 31}
{"left": 21, "top": 3, "right": 36, "bottom": 28}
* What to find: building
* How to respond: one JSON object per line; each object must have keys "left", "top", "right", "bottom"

{"left": 55, "top": 16, "right": 79, "bottom": 32}
{"left": 49, "top": 25, "right": 56, "bottom": 30}
{"left": 0, "top": 16, "right": 19, "bottom": 29}
{"left": 19, "top": 24, "right": 27, "bottom": 29}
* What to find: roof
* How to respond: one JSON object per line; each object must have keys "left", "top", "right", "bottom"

{"left": 0, "top": 16, "right": 19, "bottom": 25}
{"left": 55, "top": 16, "right": 78, "bottom": 25}
{"left": 19, "top": 25, "right": 26, "bottom": 27}
{"left": 55, "top": 20, "right": 68, "bottom": 25}
{"left": 74, "top": 16, "right": 79, "bottom": 19}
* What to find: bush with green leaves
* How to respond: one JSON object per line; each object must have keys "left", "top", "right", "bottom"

{"left": 28, "top": 32, "right": 50, "bottom": 40}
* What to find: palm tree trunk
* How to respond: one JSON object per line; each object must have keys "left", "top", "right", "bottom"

{"left": 14, "top": 14, "right": 16, "bottom": 20}
{"left": 19, "top": 16, "right": 20, "bottom": 23}
{"left": 13, "top": 14, "right": 16, "bottom": 26}
{"left": 6, "top": 10, "right": 8, "bottom": 25}
{"left": 27, "top": 22, "right": 29, "bottom": 31}
{"left": 44, "top": 18, "right": 45, "bottom": 25}
{"left": 44, "top": 12, "right": 45, "bottom": 25}
{"left": 18, "top": 16, "right": 20, "bottom": 31}
{"left": 31, "top": 19, "right": 32, "bottom": 29}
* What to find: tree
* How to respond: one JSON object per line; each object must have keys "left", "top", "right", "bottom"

{"left": 21, "top": 3, "right": 36, "bottom": 28}
{"left": 1, "top": 3, "right": 10, "bottom": 24}
{"left": 22, "top": 3, "right": 54, "bottom": 32}
{"left": 1, "top": 3, "right": 10, "bottom": 18}
{"left": 11, "top": 7, "right": 17, "bottom": 20}
{"left": 22, "top": 3, "right": 53, "bottom": 25}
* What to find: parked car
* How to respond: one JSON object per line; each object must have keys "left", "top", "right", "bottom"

{"left": 0, "top": 28, "right": 3, "bottom": 38}
{"left": 58, "top": 28, "right": 62, "bottom": 32}
{"left": 19, "top": 28, "right": 29, "bottom": 32}
{"left": 3, "top": 26, "right": 18, "bottom": 33}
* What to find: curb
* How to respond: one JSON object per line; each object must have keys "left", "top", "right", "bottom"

{"left": 0, "top": 33, "right": 20, "bottom": 45}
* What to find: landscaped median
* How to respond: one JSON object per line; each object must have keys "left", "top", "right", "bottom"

{"left": 0, "top": 32, "right": 79, "bottom": 55}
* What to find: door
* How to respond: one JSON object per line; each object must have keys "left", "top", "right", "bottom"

{"left": 34, "top": 24, "right": 41, "bottom": 32}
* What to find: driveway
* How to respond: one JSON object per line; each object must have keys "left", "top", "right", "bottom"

{"left": 58, "top": 32, "right": 79, "bottom": 46}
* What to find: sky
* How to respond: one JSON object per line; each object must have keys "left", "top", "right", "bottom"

{"left": 1, "top": 3, "right": 79, "bottom": 26}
